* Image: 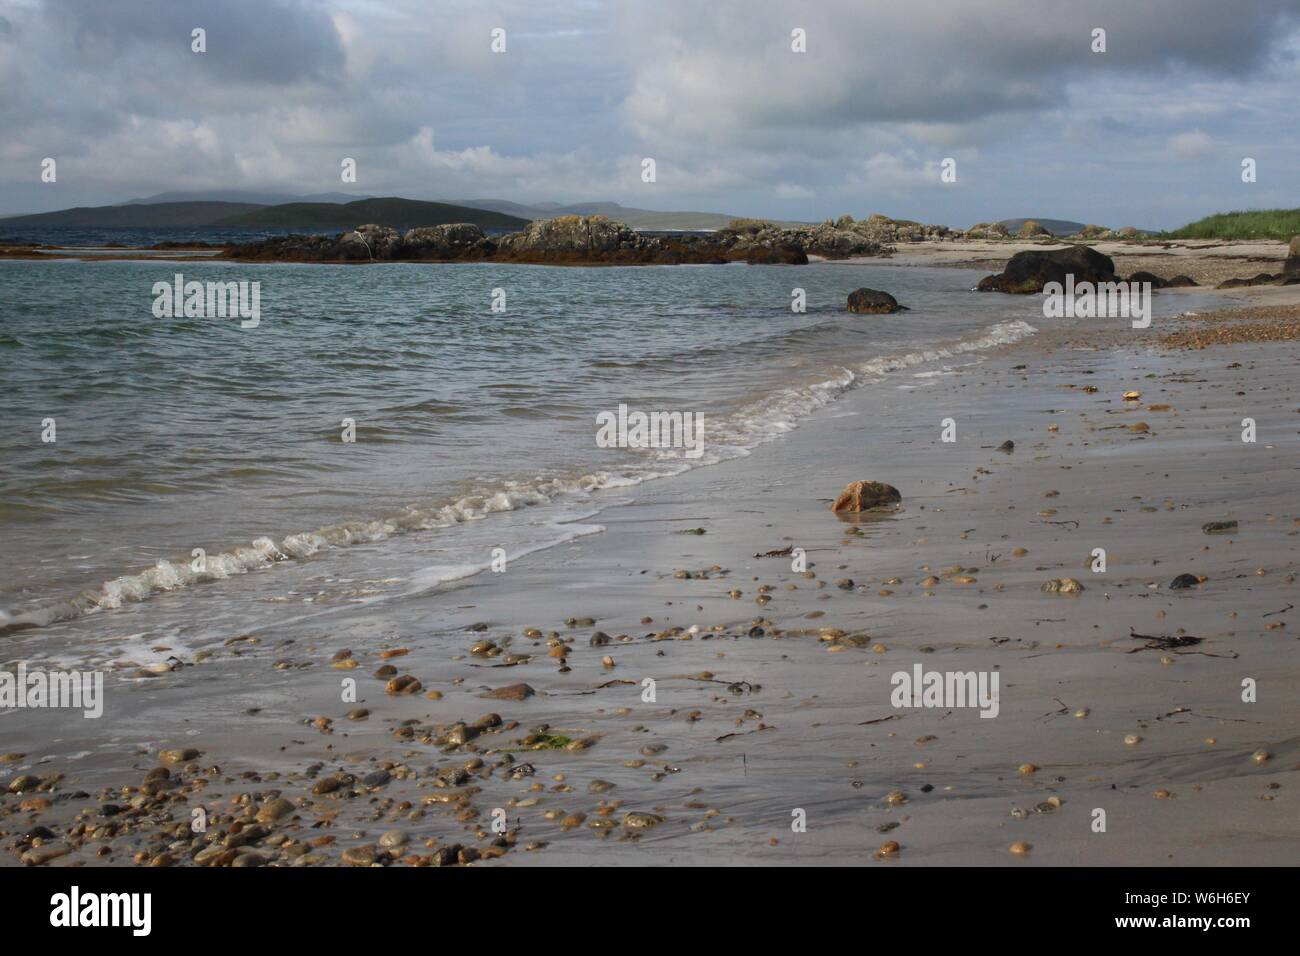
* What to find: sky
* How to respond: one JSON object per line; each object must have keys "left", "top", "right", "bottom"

{"left": 2, "top": 0, "right": 1299, "bottom": 229}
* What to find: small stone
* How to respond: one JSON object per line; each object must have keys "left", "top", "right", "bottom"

{"left": 159, "top": 748, "right": 200, "bottom": 766}
{"left": 623, "top": 811, "right": 664, "bottom": 829}
{"left": 341, "top": 845, "right": 378, "bottom": 866}
{"left": 257, "top": 797, "right": 295, "bottom": 823}
{"left": 1041, "top": 578, "right": 1084, "bottom": 594}
{"left": 480, "top": 683, "right": 535, "bottom": 701}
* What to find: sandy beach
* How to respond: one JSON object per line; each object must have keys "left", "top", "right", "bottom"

{"left": 4, "top": 250, "right": 1297, "bottom": 869}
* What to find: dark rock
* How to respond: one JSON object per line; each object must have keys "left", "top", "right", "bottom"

{"left": 977, "top": 245, "right": 1117, "bottom": 294}
{"left": 1284, "top": 235, "right": 1300, "bottom": 275}
{"left": 1201, "top": 521, "right": 1237, "bottom": 535}
{"left": 1128, "top": 271, "right": 1168, "bottom": 289}
{"left": 847, "top": 288, "right": 903, "bottom": 314}
{"left": 1164, "top": 275, "right": 1199, "bottom": 287}
{"left": 1169, "top": 573, "right": 1200, "bottom": 590}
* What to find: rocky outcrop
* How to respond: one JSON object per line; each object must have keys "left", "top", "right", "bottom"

{"left": 402, "top": 223, "right": 497, "bottom": 259}
{"left": 847, "top": 288, "right": 903, "bottom": 314}
{"left": 1284, "top": 235, "right": 1300, "bottom": 275}
{"left": 495, "top": 215, "right": 645, "bottom": 261}
{"left": 1217, "top": 273, "right": 1281, "bottom": 289}
{"left": 833, "top": 213, "right": 954, "bottom": 244}
{"left": 1076, "top": 224, "right": 1109, "bottom": 239}
{"left": 1165, "top": 275, "right": 1199, "bottom": 287}
{"left": 222, "top": 214, "right": 897, "bottom": 266}
{"left": 976, "top": 245, "right": 1118, "bottom": 294}
{"left": 1128, "top": 271, "right": 1168, "bottom": 289}
{"left": 341, "top": 224, "right": 402, "bottom": 260}
{"left": 964, "top": 221, "right": 1010, "bottom": 240}
{"left": 1017, "top": 220, "right": 1051, "bottom": 238}
{"left": 830, "top": 480, "right": 902, "bottom": 513}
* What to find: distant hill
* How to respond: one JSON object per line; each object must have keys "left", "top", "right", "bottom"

{"left": 451, "top": 199, "right": 741, "bottom": 231}
{"left": 215, "top": 198, "right": 529, "bottom": 230}
{"left": 123, "top": 190, "right": 370, "bottom": 206}
{"left": 1164, "top": 208, "right": 1300, "bottom": 241}
{"left": 998, "top": 217, "right": 1087, "bottom": 237}
{"left": 0, "top": 201, "right": 263, "bottom": 228}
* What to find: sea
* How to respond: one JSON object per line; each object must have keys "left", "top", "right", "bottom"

{"left": 1, "top": 227, "right": 1074, "bottom": 660}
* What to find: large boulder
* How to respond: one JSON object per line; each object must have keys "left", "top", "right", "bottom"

{"left": 976, "top": 245, "right": 1118, "bottom": 294}
{"left": 341, "top": 224, "right": 402, "bottom": 260}
{"left": 1128, "top": 271, "right": 1168, "bottom": 289}
{"left": 1017, "top": 220, "right": 1051, "bottom": 238}
{"left": 831, "top": 480, "right": 901, "bottom": 513}
{"left": 1284, "top": 235, "right": 1300, "bottom": 275}
{"left": 1076, "top": 224, "right": 1109, "bottom": 238}
{"left": 496, "top": 215, "right": 643, "bottom": 257}
{"left": 402, "top": 223, "right": 494, "bottom": 259}
{"left": 964, "top": 221, "right": 1010, "bottom": 240}
{"left": 847, "top": 288, "right": 902, "bottom": 314}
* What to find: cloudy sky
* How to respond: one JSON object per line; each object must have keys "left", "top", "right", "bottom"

{"left": 2, "top": 0, "right": 1299, "bottom": 228}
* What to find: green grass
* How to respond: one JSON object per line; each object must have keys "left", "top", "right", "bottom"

{"left": 1164, "top": 208, "right": 1300, "bottom": 241}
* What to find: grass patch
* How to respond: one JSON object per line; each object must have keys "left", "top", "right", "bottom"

{"left": 1164, "top": 208, "right": 1300, "bottom": 241}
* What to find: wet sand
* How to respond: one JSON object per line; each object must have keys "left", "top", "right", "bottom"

{"left": 3, "top": 276, "right": 1298, "bottom": 867}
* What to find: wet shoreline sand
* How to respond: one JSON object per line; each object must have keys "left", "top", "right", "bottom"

{"left": 3, "top": 281, "right": 1298, "bottom": 867}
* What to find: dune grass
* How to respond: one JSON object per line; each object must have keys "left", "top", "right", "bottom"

{"left": 1164, "top": 208, "right": 1300, "bottom": 241}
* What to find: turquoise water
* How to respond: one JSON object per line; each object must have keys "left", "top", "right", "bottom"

{"left": 0, "top": 257, "right": 1039, "bottom": 635}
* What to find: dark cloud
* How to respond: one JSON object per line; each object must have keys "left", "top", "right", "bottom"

{"left": 43, "top": 0, "right": 345, "bottom": 85}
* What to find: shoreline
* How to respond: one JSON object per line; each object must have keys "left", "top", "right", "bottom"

{"left": 3, "top": 269, "right": 1297, "bottom": 867}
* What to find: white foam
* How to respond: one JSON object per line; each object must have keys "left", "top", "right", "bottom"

{"left": 1, "top": 320, "right": 1036, "bottom": 632}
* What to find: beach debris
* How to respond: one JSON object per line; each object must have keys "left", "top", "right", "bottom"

{"left": 1041, "top": 578, "right": 1085, "bottom": 594}
{"left": 996, "top": 440, "right": 1015, "bottom": 453}
{"left": 830, "top": 480, "right": 901, "bottom": 513}
{"left": 754, "top": 545, "right": 794, "bottom": 558}
{"left": 1123, "top": 390, "right": 1142, "bottom": 401}
{"left": 675, "top": 527, "right": 707, "bottom": 535}
{"left": 847, "top": 288, "right": 904, "bottom": 314}
{"left": 1201, "top": 520, "right": 1237, "bottom": 534}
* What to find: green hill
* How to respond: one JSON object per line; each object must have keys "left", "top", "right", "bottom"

{"left": 216, "top": 198, "right": 529, "bottom": 230}
{"left": 0, "top": 201, "right": 262, "bottom": 228}
{"left": 1164, "top": 208, "right": 1300, "bottom": 241}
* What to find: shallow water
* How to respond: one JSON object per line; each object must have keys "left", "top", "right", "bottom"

{"left": 1, "top": 257, "right": 1207, "bottom": 650}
